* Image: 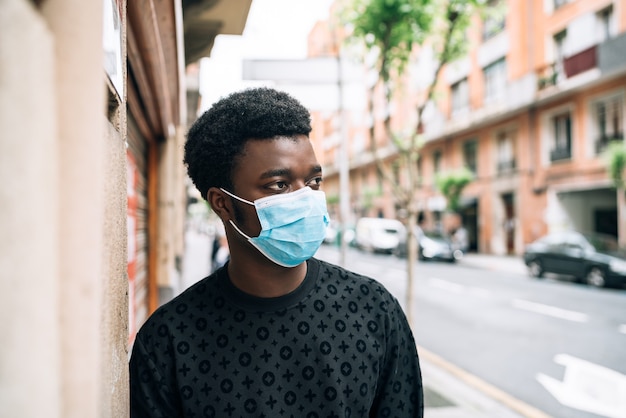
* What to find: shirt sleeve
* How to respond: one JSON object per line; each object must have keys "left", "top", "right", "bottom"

{"left": 370, "top": 300, "right": 424, "bottom": 418}
{"left": 129, "top": 332, "right": 181, "bottom": 418}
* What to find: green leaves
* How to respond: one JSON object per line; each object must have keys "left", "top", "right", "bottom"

{"left": 344, "top": 0, "right": 434, "bottom": 81}
{"left": 435, "top": 167, "right": 474, "bottom": 212}
{"left": 605, "top": 141, "right": 626, "bottom": 189}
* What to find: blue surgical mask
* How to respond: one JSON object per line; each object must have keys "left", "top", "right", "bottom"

{"left": 220, "top": 186, "right": 330, "bottom": 268}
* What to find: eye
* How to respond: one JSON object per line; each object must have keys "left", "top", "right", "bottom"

{"left": 306, "top": 176, "right": 323, "bottom": 189}
{"left": 267, "top": 181, "right": 288, "bottom": 191}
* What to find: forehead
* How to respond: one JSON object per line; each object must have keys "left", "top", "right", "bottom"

{"left": 233, "top": 135, "right": 319, "bottom": 181}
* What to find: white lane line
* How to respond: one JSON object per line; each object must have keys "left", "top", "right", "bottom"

{"left": 512, "top": 299, "right": 589, "bottom": 323}
{"left": 619, "top": 324, "right": 626, "bottom": 335}
{"left": 428, "top": 278, "right": 464, "bottom": 293}
{"left": 427, "top": 278, "right": 491, "bottom": 297}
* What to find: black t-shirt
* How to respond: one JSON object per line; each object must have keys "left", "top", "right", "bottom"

{"left": 130, "top": 258, "right": 423, "bottom": 417}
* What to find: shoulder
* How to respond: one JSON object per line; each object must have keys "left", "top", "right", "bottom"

{"left": 313, "top": 258, "right": 402, "bottom": 310}
{"left": 135, "top": 273, "right": 218, "bottom": 340}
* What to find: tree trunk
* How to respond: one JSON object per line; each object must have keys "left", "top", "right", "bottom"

{"left": 405, "top": 210, "right": 418, "bottom": 326}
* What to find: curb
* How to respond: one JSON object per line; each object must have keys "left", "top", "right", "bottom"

{"left": 418, "top": 345, "right": 553, "bottom": 418}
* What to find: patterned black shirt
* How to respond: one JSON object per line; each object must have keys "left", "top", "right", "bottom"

{"left": 130, "top": 258, "right": 423, "bottom": 417}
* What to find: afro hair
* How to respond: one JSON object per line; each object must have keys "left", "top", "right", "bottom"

{"left": 184, "top": 87, "right": 312, "bottom": 199}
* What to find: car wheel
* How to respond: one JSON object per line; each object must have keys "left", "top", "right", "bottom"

{"left": 585, "top": 267, "right": 606, "bottom": 288}
{"left": 528, "top": 260, "right": 544, "bottom": 278}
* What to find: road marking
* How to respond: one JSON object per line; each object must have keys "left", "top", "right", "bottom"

{"left": 428, "top": 278, "right": 464, "bottom": 293}
{"left": 619, "top": 324, "right": 626, "bottom": 335}
{"left": 511, "top": 299, "right": 589, "bottom": 323}
{"left": 427, "top": 278, "right": 491, "bottom": 298}
{"left": 537, "top": 354, "right": 626, "bottom": 418}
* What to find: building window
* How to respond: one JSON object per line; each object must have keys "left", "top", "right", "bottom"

{"left": 392, "top": 161, "right": 400, "bottom": 184}
{"left": 433, "top": 150, "right": 442, "bottom": 176}
{"left": 592, "top": 95, "right": 624, "bottom": 154}
{"left": 463, "top": 139, "right": 478, "bottom": 175}
{"left": 483, "top": 58, "right": 507, "bottom": 102}
{"left": 553, "top": 0, "right": 569, "bottom": 10}
{"left": 550, "top": 111, "right": 572, "bottom": 162}
{"left": 482, "top": 0, "right": 505, "bottom": 40}
{"left": 596, "top": 6, "right": 615, "bottom": 43}
{"left": 451, "top": 78, "right": 469, "bottom": 115}
{"left": 416, "top": 156, "right": 423, "bottom": 186}
{"left": 496, "top": 131, "right": 515, "bottom": 173}
{"left": 553, "top": 30, "right": 567, "bottom": 80}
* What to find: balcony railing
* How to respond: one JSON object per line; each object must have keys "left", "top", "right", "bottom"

{"left": 550, "top": 146, "right": 571, "bottom": 162}
{"left": 595, "top": 133, "right": 624, "bottom": 154}
{"left": 599, "top": 32, "right": 626, "bottom": 74}
{"left": 497, "top": 159, "right": 516, "bottom": 173}
{"left": 537, "top": 45, "right": 598, "bottom": 91}
{"left": 563, "top": 45, "right": 597, "bottom": 78}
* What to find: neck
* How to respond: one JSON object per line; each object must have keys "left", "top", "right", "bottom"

{"left": 226, "top": 253, "right": 307, "bottom": 298}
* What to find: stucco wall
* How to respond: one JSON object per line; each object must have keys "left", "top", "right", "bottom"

{"left": 1, "top": 0, "right": 129, "bottom": 416}
{"left": 0, "top": 1, "right": 61, "bottom": 416}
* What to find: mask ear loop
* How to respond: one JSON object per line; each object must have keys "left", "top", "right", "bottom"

{"left": 228, "top": 219, "right": 252, "bottom": 240}
{"left": 220, "top": 188, "right": 255, "bottom": 240}
{"left": 220, "top": 188, "right": 254, "bottom": 205}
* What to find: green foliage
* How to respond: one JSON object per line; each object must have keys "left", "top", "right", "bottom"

{"left": 326, "top": 194, "right": 340, "bottom": 205}
{"left": 343, "top": 0, "right": 433, "bottom": 80}
{"left": 342, "top": 0, "right": 487, "bottom": 85}
{"left": 435, "top": 167, "right": 474, "bottom": 212}
{"left": 605, "top": 141, "right": 626, "bottom": 188}
{"left": 361, "top": 186, "right": 382, "bottom": 210}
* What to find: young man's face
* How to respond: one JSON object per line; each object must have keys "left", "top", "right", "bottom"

{"left": 229, "top": 135, "right": 323, "bottom": 238}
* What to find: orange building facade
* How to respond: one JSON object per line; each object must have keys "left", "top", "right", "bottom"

{"left": 310, "top": 0, "right": 626, "bottom": 255}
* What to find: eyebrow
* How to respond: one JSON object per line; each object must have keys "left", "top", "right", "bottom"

{"left": 259, "top": 164, "right": 322, "bottom": 180}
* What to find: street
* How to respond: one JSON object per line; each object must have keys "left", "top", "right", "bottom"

{"left": 314, "top": 244, "right": 626, "bottom": 418}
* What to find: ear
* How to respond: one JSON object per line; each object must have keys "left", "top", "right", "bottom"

{"left": 207, "top": 187, "right": 233, "bottom": 222}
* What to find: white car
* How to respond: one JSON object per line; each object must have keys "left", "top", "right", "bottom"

{"left": 354, "top": 217, "right": 404, "bottom": 254}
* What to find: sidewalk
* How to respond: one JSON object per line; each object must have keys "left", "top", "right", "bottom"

{"left": 180, "top": 230, "right": 545, "bottom": 417}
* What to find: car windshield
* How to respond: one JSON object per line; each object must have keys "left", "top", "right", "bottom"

{"left": 423, "top": 230, "right": 447, "bottom": 240}
{"left": 583, "top": 233, "right": 624, "bottom": 254}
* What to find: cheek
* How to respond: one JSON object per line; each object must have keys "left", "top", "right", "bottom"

{"left": 234, "top": 202, "right": 262, "bottom": 234}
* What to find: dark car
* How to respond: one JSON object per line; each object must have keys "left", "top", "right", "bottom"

{"left": 523, "top": 230, "right": 626, "bottom": 288}
{"left": 395, "top": 228, "right": 460, "bottom": 262}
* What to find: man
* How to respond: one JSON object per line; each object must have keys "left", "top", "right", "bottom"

{"left": 130, "top": 87, "right": 423, "bottom": 417}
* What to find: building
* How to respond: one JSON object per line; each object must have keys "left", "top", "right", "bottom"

{"left": 313, "top": 0, "right": 626, "bottom": 255}
{"left": 1, "top": 0, "right": 250, "bottom": 416}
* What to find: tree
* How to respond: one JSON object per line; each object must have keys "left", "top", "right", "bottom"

{"left": 340, "top": 0, "right": 487, "bottom": 324}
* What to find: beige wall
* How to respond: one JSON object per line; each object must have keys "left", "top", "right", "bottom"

{"left": 1, "top": 0, "right": 129, "bottom": 417}
{"left": 157, "top": 127, "right": 188, "bottom": 298}
{"left": 0, "top": 1, "right": 61, "bottom": 416}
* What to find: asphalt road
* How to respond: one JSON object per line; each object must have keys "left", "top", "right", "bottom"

{"left": 314, "top": 244, "right": 626, "bottom": 418}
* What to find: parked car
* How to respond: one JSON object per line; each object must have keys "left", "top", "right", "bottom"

{"left": 395, "top": 228, "right": 460, "bottom": 262}
{"left": 354, "top": 217, "right": 404, "bottom": 254}
{"left": 523, "top": 230, "right": 626, "bottom": 288}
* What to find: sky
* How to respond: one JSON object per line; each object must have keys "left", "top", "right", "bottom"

{"left": 199, "top": 0, "right": 335, "bottom": 110}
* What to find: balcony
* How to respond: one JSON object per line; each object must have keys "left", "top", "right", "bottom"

{"left": 537, "top": 45, "right": 599, "bottom": 91}
{"left": 599, "top": 32, "right": 626, "bottom": 75}
{"left": 497, "top": 159, "right": 516, "bottom": 173}
{"left": 563, "top": 45, "right": 597, "bottom": 78}
{"left": 537, "top": 63, "right": 558, "bottom": 90}
{"left": 550, "top": 146, "right": 571, "bottom": 162}
{"left": 595, "top": 133, "right": 624, "bottom": 154}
